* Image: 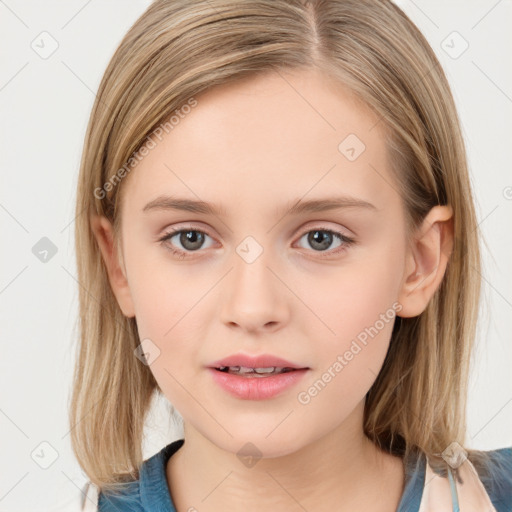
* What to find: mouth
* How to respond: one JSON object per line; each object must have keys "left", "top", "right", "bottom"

{"left": 208, "top": 353, "right": 309, "bottom": 373}
{"left": 208, "top": 366, "right": 309, "bottom": 400}
{"left": 214, "top": 366, "right": 301, "bottom": 377}
{"left": 206, "top": 353, "right": 309, "bottom": 399}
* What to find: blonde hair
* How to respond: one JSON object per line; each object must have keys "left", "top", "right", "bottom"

{"left": 70, "top": 0, "right": 490, "bottom": 495}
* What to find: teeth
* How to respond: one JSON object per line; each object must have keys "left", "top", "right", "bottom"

{"left": 253, "top": 367, "right": 277, "bottom": 374}
{"left": 218, "top": 366, "right": 294, "bottom": 375}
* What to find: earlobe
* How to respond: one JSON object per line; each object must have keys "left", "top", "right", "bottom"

{"left": 90, "top": 214, "right": 136, "bottom": 318}
{"left": 397, "top": 205, "right": 454, "bottom": 318}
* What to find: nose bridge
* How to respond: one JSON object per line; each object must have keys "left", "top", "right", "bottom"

{"left": 232, "top": 234, "right": 277, "bottom": 303}
{"left": 220, "top": 234, "right": 287, "bottom": 330}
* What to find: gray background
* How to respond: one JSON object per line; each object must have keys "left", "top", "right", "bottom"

{"left": 1, "top": 0, "right": 511, "bottom": 510}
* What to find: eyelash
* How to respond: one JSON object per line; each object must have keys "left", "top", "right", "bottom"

{"left": 158, "top": 225, "right": 356, "bottom": 260}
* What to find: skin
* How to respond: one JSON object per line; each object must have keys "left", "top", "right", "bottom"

{"left": 92, "top": 67, "right": 453, "bottom": 511}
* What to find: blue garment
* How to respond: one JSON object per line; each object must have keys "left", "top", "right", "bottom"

{"left": 98, "top": 439, "right": 512, "bottom": 511}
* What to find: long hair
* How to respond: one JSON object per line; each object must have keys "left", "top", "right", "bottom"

{"left": 69, "top": 0, "right": 488, "bottom": 494}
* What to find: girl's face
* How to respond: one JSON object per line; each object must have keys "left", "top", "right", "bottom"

{"left": 95, "top": 67, "right": 451, "bottom": 458}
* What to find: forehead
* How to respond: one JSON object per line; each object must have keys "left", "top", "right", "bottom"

{"left": 121, "top": 67, "right": 396, "bottom": 217}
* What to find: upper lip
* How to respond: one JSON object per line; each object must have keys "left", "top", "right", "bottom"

{"left": 208, "top": 353, "right": 309, "bottom": 370}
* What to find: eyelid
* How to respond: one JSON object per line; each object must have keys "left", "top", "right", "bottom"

{"left": 158, "top": 221, "right": 352, "bottom": 241}
{"left": 295, "top": 221, "right": 354, "bottom": 239}
{"left": 158, "top": 222, "right": 214, "bottom": 239}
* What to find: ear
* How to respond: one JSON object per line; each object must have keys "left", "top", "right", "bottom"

{"left": 397, "top": 205, "right": 454, "bottom": 318}
{"left": 90, "top": 214, "right": 136, "bottom": 318}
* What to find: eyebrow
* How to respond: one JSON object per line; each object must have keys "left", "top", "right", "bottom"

{"left": 142, "top": 194, "right": 378, "bottom": 217}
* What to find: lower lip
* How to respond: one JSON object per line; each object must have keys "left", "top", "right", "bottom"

{"left": 207, "top": 368, "right": 309, "bottom": 400}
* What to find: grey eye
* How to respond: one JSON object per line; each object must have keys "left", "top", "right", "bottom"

{"left": 164, "top": 230, "right": 214, "bottom": 252}
{"left": 297, "top": 230, "right": 343, "bottom": 252}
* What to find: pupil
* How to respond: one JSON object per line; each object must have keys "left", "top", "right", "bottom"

{"left": 309, "top": 230, "right": 331, "bottom": 251}
{"left": 181, "top": 231, "right": 204, "bottom": 250}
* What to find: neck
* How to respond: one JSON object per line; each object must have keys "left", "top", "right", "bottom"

{"left": 166, "top": 401, "right": 405, "bottom": 512}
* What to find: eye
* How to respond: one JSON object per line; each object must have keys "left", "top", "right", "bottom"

{"left": 158, "top": 225, "right": 356, "bottom": 260}
{"left": 158, "top": 227, "right": 215, "bottom": 258}
{"left": 295, "top": 228, "right": 355, "bottom": 257}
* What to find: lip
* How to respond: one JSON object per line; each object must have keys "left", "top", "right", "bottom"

{"left": 208, "top": 353, "right": 308, "bottom": 370}
{"left": 207, "top": 367, "right": 309, "bottom": 400}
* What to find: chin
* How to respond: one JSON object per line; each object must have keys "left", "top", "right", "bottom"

{"left": 208, "top": 428, "right": 308, "bottom": 462}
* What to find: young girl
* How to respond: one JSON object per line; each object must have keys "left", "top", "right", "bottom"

{"left": 70, "top": 0, "right": 511, "bottom": 510}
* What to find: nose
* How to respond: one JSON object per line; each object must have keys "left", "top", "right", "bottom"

{"left": 219, "top": 246, "right": 289, "bottom": 333}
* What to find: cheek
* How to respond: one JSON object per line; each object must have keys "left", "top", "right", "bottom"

{"left": 125, "top": 239, "right": 209, "bottom": 338}
{"left": 122, "top": 243, "right": 214, "bottom": 398}
{"left": 131, "top": 274, "right": 209, "bottom": 410}
{"left": 308, "top": 246, "right": 403, "bottom": 348}
{"left": 132, "top": 281, "right": 210, "bottom": 387}
{"left": 294, "top": 293, "right": 398, "bottom": 429}
{"left": 296, "top": 248, "right": 403, "bottom": 401}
